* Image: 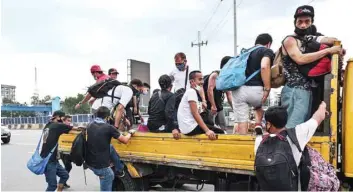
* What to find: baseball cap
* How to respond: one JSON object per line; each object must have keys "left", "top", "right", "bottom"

{"left": 108, "top": 68, "right": 119, "bottom": 75}
{"left": 51, "top": 110, "right": 65, "bottom": 119}
{"left": 294, "top": 5, "right": 314, "bottom": 19}
{"left": 90, "top": 65, "right": 103, "bottom": 73}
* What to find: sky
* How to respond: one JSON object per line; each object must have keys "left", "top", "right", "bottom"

{"left": 0, "top": 0, "right": 352, "bottom": 104}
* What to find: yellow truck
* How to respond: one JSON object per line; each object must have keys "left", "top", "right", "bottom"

{"left": 59, "top": 41, "right": 353, "bottom": 191}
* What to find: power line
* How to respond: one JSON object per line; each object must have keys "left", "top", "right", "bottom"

{"left": 200, "top": 1, "right": 223, "bottom": 33}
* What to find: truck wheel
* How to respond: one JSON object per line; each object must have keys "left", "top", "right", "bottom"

{"left": 214, "top": 178, "right": 229, "bottom": 191}
{"left": 2, "top": 137, "right": 10, "bottom": 144}
{"left": 113, "top": 169, "right": 138, "bottom": 191}
{"left": 134, "top": 177, "right": 150, "bottom": 191}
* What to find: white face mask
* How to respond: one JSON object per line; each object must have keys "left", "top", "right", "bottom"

{"left": 194, "top": 85, "right": 201, "bottom": 91}
{"left": 143, "top": 90, "right": 148, "bottom": 95}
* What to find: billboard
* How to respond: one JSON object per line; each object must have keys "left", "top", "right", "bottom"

{"left": 127, "top": 59, "right": 151, "bottom": 108}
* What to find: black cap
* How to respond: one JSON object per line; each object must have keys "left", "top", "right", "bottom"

{"left": 294, "top": 5, "right": 314, "bottom": 19}
{"left": 52, "top": 110, "right": 65, "bottom": 119}
{"left": 108, "top": 68, "right": 119, "bottom": 75}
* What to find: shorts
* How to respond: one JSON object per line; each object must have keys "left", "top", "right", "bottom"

{"left": 232, "top": 86, "right": 263, "bottom": 123}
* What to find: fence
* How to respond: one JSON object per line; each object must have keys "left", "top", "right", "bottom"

{"left": 1, "top": 114, "right": 93, "bottom": 125}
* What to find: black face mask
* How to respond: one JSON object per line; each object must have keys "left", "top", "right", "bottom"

{"left": 294, "top": 26, "right": 313, "bottom": 37}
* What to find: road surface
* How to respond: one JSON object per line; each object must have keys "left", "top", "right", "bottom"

{"left": 1, "top": 130, "right": 214, "bottom": 191}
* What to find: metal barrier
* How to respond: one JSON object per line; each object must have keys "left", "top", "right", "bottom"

{"left": 1, "top": 114, "right": 93, "bottom": 125}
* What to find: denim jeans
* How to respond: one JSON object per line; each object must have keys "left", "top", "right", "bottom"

{"left": 281, "top": 85, "right": 312, "bottom": 128}
{"left": 110, "top": 144, "right": 124, "bottom": 172}
{"left": 44, "top": 161, "right": 69, "bottom": 191}
{"left": 89, "top": 166, "right": 115, "bottom": 191}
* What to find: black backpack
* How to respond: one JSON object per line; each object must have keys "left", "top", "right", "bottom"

{"left": 70, "top": 128, "right": 87, "bottom": 166}
{"left": 254, "top": 129, "right": 301, "bottom": 191}
{"left": 87, "top": 78, "right": 122, "bottom": 99}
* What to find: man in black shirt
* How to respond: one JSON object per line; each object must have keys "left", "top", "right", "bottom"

{"left": 203, "top": 56, "right": 233, "bottom": 130}
{"left": 86, "top": 106, "right": 135, "bottom": 191}
{"left": 41, "top": 111, "right": 80, "bottom": 191}
{"left": 232, "top": 33, "right": 274, "bottom": 134}
{"left": 147, "top": 75, "right": 181, "bottom": 139}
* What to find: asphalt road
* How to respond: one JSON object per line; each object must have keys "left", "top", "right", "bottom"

{"left": 1, "top": 130, "right": 214, "bottom": 191}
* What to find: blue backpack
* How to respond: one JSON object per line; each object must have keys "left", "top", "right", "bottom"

{"left": 216, "top": 46, "right": 263, "bottom": 91}
{"left": 27, "top": 130, "right": 57, "bottom": 175}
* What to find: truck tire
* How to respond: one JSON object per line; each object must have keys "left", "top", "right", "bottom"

{"left": 112, "top": 169, "right": 139, "bottom": 191}
{"left": 2, "top": 137, "right": 10, "bottom": 144}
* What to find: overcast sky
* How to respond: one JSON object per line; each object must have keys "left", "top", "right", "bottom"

{"left": 1, "top": 0, "right": 352, "bottom": 104}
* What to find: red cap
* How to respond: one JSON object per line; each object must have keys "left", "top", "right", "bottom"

{"left": 90, "top": 65, "right": 102, "bottom": 73}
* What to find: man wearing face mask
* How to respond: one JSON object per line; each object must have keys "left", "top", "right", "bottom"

{"left": 41, "top": 111, "right": 81, "bottom": 191}
{"left": 177, "top": 70, "right": 224, "bottom": 140}
{"left": 281, "top": 5, "right": 343, "bottom": 129}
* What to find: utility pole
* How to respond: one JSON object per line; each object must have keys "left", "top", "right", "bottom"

{"left": 191, "top": 31, "right": 207, "bottom": 71}
{"left": 233, "top": 0, "right": 237, "bottom": 56}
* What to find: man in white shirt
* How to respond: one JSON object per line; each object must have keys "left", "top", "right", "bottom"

{"left": 177, "top": 70, "right": 225, "bottom": 140}
{"left": 254, "top": 101, "right": 327, "bottom": 190}
{"left": 100, "top": 85, "right": 134, "bottom": 128}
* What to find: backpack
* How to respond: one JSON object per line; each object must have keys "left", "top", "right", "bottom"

{"left": 255, "top": 129, "right": 301, "bottom": 191}
{"left": 87, "top": 78, "right": 122, "bottom": 99}
{"left": 271, "top": 47, "right": 286, "bottom": 88}
{"left": 216, "top": 46, "right": 264, "bottom": 91}
{"left": 303, "top": 146, "right": 340, "bottom": 191}
{"left": 70, "top": 128, "right": 87, "bottom": 166}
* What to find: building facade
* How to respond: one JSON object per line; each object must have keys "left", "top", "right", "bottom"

{"left": 1, "top": 84, "right": 16, "bottom": 101}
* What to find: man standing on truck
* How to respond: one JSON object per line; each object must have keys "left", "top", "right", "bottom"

{"left": 254, "top": 101, "right": 328, "bottom": 190}
{"left": 41, "top": 111, "right": 81, "bottom": 192}
{"left": 177, "top": 70, "right": 224, "bottom": 140}
{"left": 85, "top": 106, "right": 135, "bottom": 192}
{"left": 232, "top": 33, "right": 274, "bottom": 135}
{"left": 108, "top": 68, "right": 119, "bottom": 80}
{"left": 281, "top": 5, "right": 343, "bottom": 128}
{"left": 147, "top": 75, "right": 181, "bottom": 139}
{"left": 203, "top": 56, "right": 233, "bottom": 130}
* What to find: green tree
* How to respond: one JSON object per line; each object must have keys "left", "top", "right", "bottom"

{"left": 62, "top": 94, "right": 90, "bottom": 114}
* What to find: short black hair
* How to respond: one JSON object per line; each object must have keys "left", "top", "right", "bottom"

{"left": 264, "top": 106, "right": 288, "bottom": 128}
{"left": 143, "top": 83, "right": 150, "bottom": 89}
{"left": 96, "top": 106, "right": 111, "bottom": 119}
{"left": 255, "top": 33, "right": 273, "bottom": 46}
{"left": 189, "top": 70, "right": 202, "bottom": 80}
{"left": 130, "top": 79, "right": 143, "bottom": 87}
{"left": 220, "top": 56, "right": 231, "bottom": 69}
{"left": 158, "top": 75, "right": 172, "bottom": 90}
{"left": 63, "top": 115, "right": 71, "bottom": 120}
{"left": 174, "top": 52, "right": 186, "bottom": 60}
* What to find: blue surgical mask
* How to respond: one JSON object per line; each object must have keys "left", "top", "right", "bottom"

{"left": 176, "top": 63, "right": 185, "bottom": 71}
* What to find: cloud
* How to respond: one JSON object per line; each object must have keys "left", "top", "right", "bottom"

{"left": 1, "top": 0, "right": 352, "bottom": 104}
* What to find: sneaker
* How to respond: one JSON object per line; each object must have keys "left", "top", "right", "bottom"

{"left": 63, "top": 183, "right": 70, "bottom": 188}
{"left": 254, "top": 124, "right": 264, "bottom": 135}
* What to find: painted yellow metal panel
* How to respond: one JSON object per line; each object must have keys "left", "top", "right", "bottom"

{"left": 329, "top": 40, "right": 341, "bottom": 167}
{"left": 59, "top": 132, "right": 331, "bottom": 174}
{"left": 343, "top": 58, "right": 353, "bottom": 178}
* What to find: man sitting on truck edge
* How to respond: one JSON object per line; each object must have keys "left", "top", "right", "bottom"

{"left": 254, "top": 101, "right": 327, "bottom": 190}
{"left": 232, "top": 33, "right": 274, "bottom": 135}
{"left": 177, "top": 70, "right": 224, "bottom": 140}
{"left": 203, "top": 56, "right": 233, "bottom": 130}
{"left": 85, "top": 106, "right": 135, "bottom": 192}
{"left": 147, "top": 74, "right": 181, "bottom": 139}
